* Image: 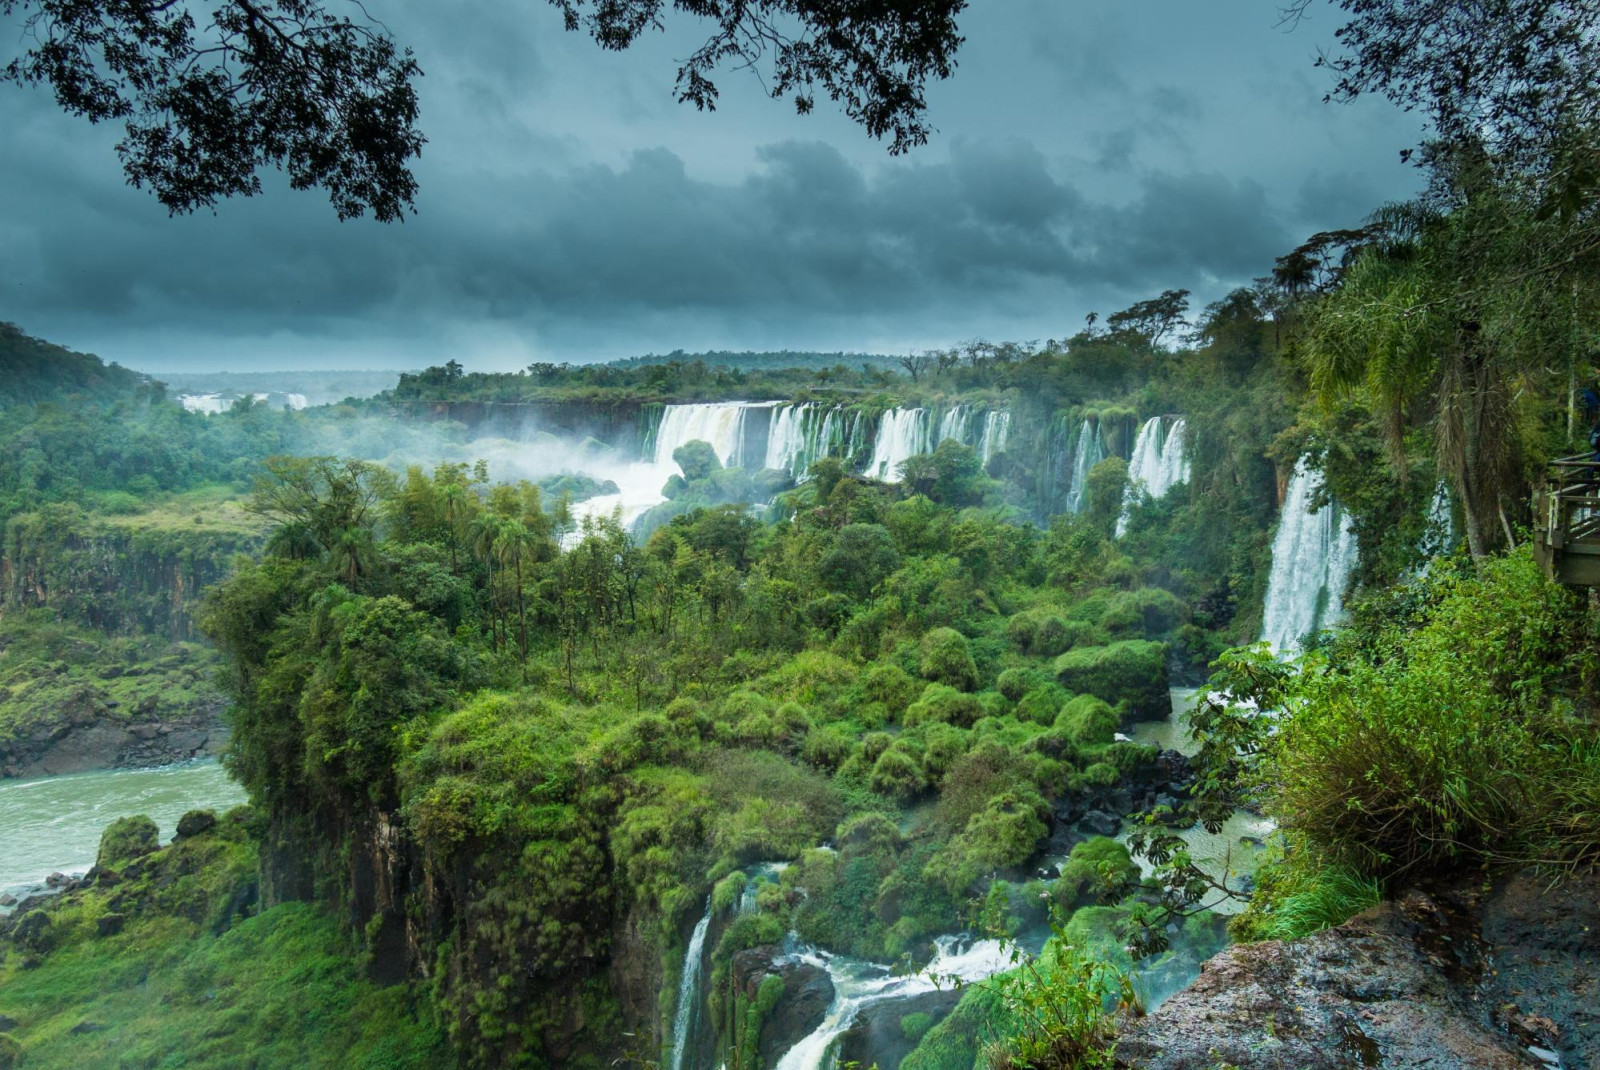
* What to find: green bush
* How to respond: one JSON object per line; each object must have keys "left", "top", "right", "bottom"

{"left": 1101, "top": 588, "right": 1186, "bottom": 636}
{"left": 1033, "top": 614, "right": 1073, "bottom": 657}
{"left": 919, "top": 627, "right": 979, "bottom": 691}
{"left": 1014, "top": 684, "right": 1070, "bottom": 726}
{"left": 1054, "top": 695, "right": 1118, "bottom": 749}
{"left": 870, "top": 747, "right": 926, "bottom": 798}
{"left": 904, "top": 684, "right": 983, "bottom": 728}
{"left": 1054, "top": 837, "right": 1140, "bottom": 908}
{"left": 996, "top": 667, "right": 1036, "bottom": 702}
{"left": 861, "top": 662, "right": 922, "bottom": 720}
{"left": 1270, "top": 550, "right": 1600, "bottom": 876}
{"left": 901, "top": 1011, "right": 935, "bottom": 1043}
{"left": 1052, "top": 640, "right": 1169, "bottom": 720}
{"left": 800, "top": 725, "right": 854, "bottom": 770}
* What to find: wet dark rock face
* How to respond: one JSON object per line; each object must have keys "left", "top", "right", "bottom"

{"left": 1117, "top": 869, "right": 1600, "bottom": 1069}
{"left": 1, "top": 697, "right": 227, "bottom": 778}
{"left": 731, "top": 945, "right": 835, "bottom": 1066}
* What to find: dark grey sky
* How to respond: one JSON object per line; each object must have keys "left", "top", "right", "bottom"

{"left": 0, "top": 0, "right": 1424, "bottom": 372}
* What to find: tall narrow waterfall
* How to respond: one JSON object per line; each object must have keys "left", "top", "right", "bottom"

{"left": 669, "top": 899, "right": 713, "bottom": 1070}
{"left": 978, "top": 411, "right": 1011, "bottom": 466}
{"left": 653, "top": 403, "right": 768, "bottom": 468}
{"left": 937, "top": 405, "right": 972, "bottom": 447}
{"left": 1115, "top": 417, "right": 1190, "bottom": 536}
{"left": 1420, "top": 481, "right": 1456, "bottom": 561}
{"left": 865, "top": 408, "right": 930, "bottom": 480}
{"left": 1260, "top": 459, "right": 1360, "bottom": 655}
{"left": 1064, "top": 419, "right": 1104, "bottom": 514}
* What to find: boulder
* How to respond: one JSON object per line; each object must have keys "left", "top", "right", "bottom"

{"left": 175, "top": 809, "right": 218, "bottom": 839}
{"left": 838, "top": 987, "right": 962, "bottom": 1070}
{"left": 732, "top": 946, "right": 835, "bottom": 1065}
{"left": 95, "top": 815, "right": 160, "bottom": 869}
{"left": 96, "top": 913, "right": 126, "bottom": 937}
{"left": 1117, "top": 873, "right": 1600, "bottom": 1069}
{"left": 1079, "top": 809, "right": 1120, "bottom": 837}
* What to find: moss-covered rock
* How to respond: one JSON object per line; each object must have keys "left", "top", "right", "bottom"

{"left": 96, "top": 815, "right": 161, "bottom": 869}
{"left": 919, "top": 628, "right": 978, "bottom": 691}
{"left": 1052, "top": 640, "right": 1169, "bottom": 720}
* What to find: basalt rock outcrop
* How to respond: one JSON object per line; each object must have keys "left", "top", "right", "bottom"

{"left": 1117, "top": 869, "right": 1599, "bottom": 1069}
{"left": 731, "top": 945, "right": 835, "bottom": 1065}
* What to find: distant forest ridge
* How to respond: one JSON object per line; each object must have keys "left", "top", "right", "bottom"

{"left": 607, "top": 349, "right": 901, "bottom": 372}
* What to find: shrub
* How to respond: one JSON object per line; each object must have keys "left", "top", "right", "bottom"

{"left": 800, "top": 725, "right": 854, "bottom": 770}
{"left": 1014, "top": 684, "right": 1070, "bottom": 726}
{"left": 920, "top": 627, "right": 979, "bottom": 691}
{"left": 1231, "top": 856, "right": 1383, "bottom": 942}
{"left": 870, "top": 747, "right": 926, "bottom": 798}
{"left": 1269, "top": 550, "right": 1600, "bottom": 876}
{"left": 1054, "top": 695, "right": 1119, "bottom": 749}
{"left": 996, "top": 667, "right": 1036, "bottom": 702}
{"left": 904, "top": 684, "right": 983, "bottom": 728}
{"left": 901, "top": 1012, "right": 935, "bottom": 1043}
{"left": 1100, "top": 588, "right": 1186, "bottom": 636}
{"left": 918, "top": 723, "right": 970, "bottom": 785}
{"left": 1052, "top": 640, "right": 1169, "bottom": 720}
{"left": 1081, "top": 761, "right": 1118, "bottom": 787}
{"left": 861, "top": 662, "right": 921, "bottom": 719}
{"left": 1032, "top": 614, "right": 1072, "bottom": 657}
{"left": 1054, "top": 837, "right": 1140, "bottom": 908}
{"left": 97, "top": 814, "right": 161, "bottom": 869}
{"left": 924, "top": 789, "right": 1049, "bottom": 897}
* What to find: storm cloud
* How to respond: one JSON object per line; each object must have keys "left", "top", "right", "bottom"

{"left": 0, "top": 0, "right": 1424, "bottom": 370}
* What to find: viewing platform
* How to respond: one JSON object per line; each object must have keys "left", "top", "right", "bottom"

{"left": 1533, "top": 455, "right": 1600, "bottom": 586}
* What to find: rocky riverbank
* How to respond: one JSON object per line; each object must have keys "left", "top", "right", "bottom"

{"left": 1117, "top": 868, "right": 1599, "bottom": 1069}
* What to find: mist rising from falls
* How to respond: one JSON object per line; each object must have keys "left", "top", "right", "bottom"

{"left": 178, "top": 391, "right": 308, "bottom": 414}
{"left": 1116, "top": 417, "right": 1190, "bottom": 536}
{"left": 1260, "top": 458, "right": 1359, "bottom": 655}
{"left": 669, "top": 899, "right": 713, "bottom": 1070}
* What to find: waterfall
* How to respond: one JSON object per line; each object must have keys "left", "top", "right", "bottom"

{"left": 1064, "top": 419, "right": 1104, "bottom": 514}
{"left": 772, "top": 934, "right": 1011, "bottom": 1070}
{"left": 1116, "top": 417, "right": 1190, "bottom": 536}
{"left": 936, "top": 405, "right": 971, "bottom": 448}
{"left": 283, "top": 392, "right": 308, "bottom": 411}
{"left": 1420, "top": 481, "right": 1456, "bottom": 561}
{"left": 1260, "top": 459, "right": 1360, "bottom": 655}
{"left": 765, "top": 403, "right": 816, "bottom": 475}
{"left": 653, "top": 402, "right": 772, "bottom": 468}
{"left": 978, "top": 411, "right": 1011, "bottom": 466}
{"left": 865, "top": 408, "right": 930, "bottom": 481}
{"left": 669, "top": 899, "right": 713, "bottom": 1070}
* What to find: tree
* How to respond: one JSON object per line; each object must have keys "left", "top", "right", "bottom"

{"left": 2, "top": 0, "right": 966, "bottom": 219}
{"left": 897, "top": 353, "right": 934, "bottom": 382}
{"left": 1288, "top": 0, "right": 1600, "bottom": 191}
{"left": 1105, "top": 289, "right": 1190, "bottom": 349}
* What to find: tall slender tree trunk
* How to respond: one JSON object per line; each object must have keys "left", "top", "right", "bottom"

{"left": 515, "top": 550, "right": 528, "bottom": 684}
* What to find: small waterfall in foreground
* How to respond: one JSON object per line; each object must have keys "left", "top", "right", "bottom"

{"left": 772, "top": 935, "right": 1011, "bottom": 1070}
{"left": 653, "top": 402, "right": 772, "bottom": 468}
{"left": 1064, "top": 419, "right": 1104, "bottom": 514}
{"left": 1116, "top": 417, "right": 1190, "bottom": 536}
{"left": 978, "top": 410, "right": 1011, "bottom": 466}
{"left": 1260, "top": 458, "right": 1359, "bottom": 655}
{"left": 865, "top": 408, "right": 930, "bottom": 481}
{"left": 669, "top": 899, "right": 714, "bottom": 1070}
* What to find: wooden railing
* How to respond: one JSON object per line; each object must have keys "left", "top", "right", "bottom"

{"left": 1533, "top": 455, "right": 1600, "bottom": 585}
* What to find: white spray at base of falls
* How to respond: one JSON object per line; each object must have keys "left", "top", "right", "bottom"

{"left": 772, "top": 935, "right": 1012, "bottom": 1070}
{"left": 669, "top": 899, "right": 714, "bottom": 1070}
{"left": 1260, "top": 458, "right": 1360, "bottom": 655}
{"left": 1116, "top": 417, "right": 1191, "bottom": 536}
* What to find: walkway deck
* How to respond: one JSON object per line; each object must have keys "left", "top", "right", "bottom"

{"left": 1533, "top": 455, "right": 1600, "bottom": 585}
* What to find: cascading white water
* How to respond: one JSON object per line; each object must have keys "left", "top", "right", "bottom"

{"left": 772, "top": 934, "right": 1012, "bottom": 1070}
{"left": 865, "top": 408, "right": 930, "bottom": 481}
{"left": 764, "top": 403, "right": 817, "bottom": 475}
{"left": 284, "top": 392, "right": 309, "bottom": 410}
{"left": 1064, "top": 419, "right": 1104, "bottom": 514}
{"left": 936, "top": 405, "right": 971, "bottom": 448}
{"left": 178, "top": 391, "right": 307, "bottom": 414}
{"left": 653, "top": 402, "right": 770, "bottom": 468}
{"left": 1260, "top": 458, "right": 1360, "bottom": 655}
{"left": 978, "top": 411, "right": 1011, "bottom": 466}
{"left": 669, "top": 899, "right": 714, "bottom": 1070}
{"left": 1115, "top": 417, "right": 1190, "bottom": 536}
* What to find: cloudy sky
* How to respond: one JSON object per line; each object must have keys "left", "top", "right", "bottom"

{"left": 0, "top": 0, "right": 1425, "bottom": 372}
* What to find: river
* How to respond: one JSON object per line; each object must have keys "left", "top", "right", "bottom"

{"left": 0, "top": 760, "right": 247, "bottom": 903}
